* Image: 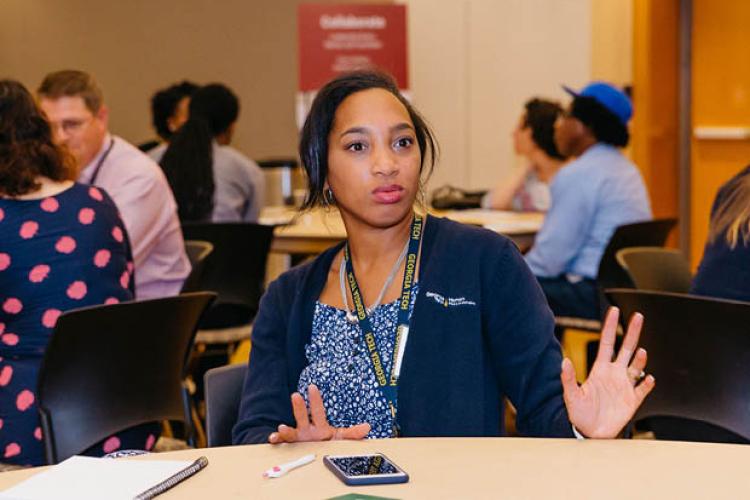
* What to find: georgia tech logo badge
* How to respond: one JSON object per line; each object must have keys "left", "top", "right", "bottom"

{"left": 425, "top": 291, "right": 477, "bottom": 308}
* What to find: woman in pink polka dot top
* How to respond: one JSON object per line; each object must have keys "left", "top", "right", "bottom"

{"left": 0, "top": 80, "right": 156, "bottom": 466}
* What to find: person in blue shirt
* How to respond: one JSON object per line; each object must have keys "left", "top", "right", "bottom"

{"left": 691, "top": 164, "right": 750, "bottom": 301}
{"left": 232, "top": 71, "right": 655, "bottom": 445}
{"left": 525, "top": 82, "right": 652, "bottom": 320}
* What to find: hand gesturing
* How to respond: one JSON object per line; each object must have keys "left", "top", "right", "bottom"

{"left": 268, "top": 384, "right": 372, "bottom": 444}
{"left": 561, "top": 307, "right": 656, "bottom": 438}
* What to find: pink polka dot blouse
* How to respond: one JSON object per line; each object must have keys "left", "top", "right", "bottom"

{"left": 0, "top": 183, "right": 138, "bottom": 465}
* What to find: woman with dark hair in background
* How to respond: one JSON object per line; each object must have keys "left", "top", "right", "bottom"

{"left": 140, "top": 80, "right": 199, "bottom": 155}
{"left": 482, "top": 98, "right": 567, "bottom": 212}
{"left": 159, "top": 83, "right": 265, "bottom": 222}
{"left": 233, "top": 70, "right": 654, "bottom": 446}
{"left": 0, "top": 80, "right": 154, "bottom": 465}
{"left": 691, "top": 164, "right": 750, "bottom": 301}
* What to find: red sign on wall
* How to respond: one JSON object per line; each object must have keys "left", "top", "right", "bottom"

{"left": 297, "top": 4, "right": 408, "bottom": 91}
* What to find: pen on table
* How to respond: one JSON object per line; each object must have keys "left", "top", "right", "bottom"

{"left": 263, "top": 454, "right": 316, "bottom": 478}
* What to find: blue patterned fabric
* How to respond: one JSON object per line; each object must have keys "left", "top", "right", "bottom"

{"left": 297, "top": 283, "right": 419, "bottom": 438}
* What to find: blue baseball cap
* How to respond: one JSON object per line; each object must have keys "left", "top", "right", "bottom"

{"left": 562, "top": 81, "right": 632, "bottom": 125}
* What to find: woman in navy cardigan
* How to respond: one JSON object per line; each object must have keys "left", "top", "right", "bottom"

{"left": 233, "top": 71, "right": 654, "bottom": 445}
{"left": 691, "top": 164, "right": 750, "bottom": 301}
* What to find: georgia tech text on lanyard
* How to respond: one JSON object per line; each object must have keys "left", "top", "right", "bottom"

{"left": 344, "top": 213, "right": 423, "bottom": 437}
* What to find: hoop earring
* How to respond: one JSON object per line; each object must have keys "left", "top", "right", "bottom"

{"left": 416, "top": 181, "right": 427, "bottom": 209}
{"left": 323, "top": 187, "right": 335, "bottom": 206}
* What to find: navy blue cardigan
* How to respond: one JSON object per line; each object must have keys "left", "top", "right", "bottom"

{"left": 233, "top": 215, "right": 573, "bottom": 444}
{"left": 691, "top": 165, "right": 750, "bottom": 302}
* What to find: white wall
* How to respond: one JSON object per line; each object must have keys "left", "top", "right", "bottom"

{"left": 403, "top": 0, "right": 592, "bottom": 191}
{"left": 0, "top": 0, "right": 382, "bottom": 161}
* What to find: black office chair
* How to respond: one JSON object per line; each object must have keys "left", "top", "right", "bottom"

{"left": 596, "top": 218, "right": 679, "bottom": 291}
{"left": 557, "top": 218, "right": 678, "bottom": 328}
{"left": 181, "top": 223, "right": 274, "bottom": 341}
{"left": 181, "top": 240, "right": 214, "bottom": 293}
{"left": 204, "top": 363, "right": 248, "bottom": 447}
{"left": 616, "top": 247, "right": 692, "bottom": 293}
{"left": 607, "top": 289, "right": 750, "bottom": 443}
{"left": 557, "top": 218, "right": 677, "bottom": 380}
{"left": 36, "top": 292, "right": 216, "bottom": 464}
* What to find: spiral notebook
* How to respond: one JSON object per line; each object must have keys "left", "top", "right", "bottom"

{"left": 0, "top": 455, "right": 206, "bottom": 500}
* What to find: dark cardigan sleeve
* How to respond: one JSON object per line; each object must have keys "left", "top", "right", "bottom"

{"left": 232, "top": 276, "right": 296, "bottom": 445}
{"left": 483, "top": 238, "right": 574, "bottom": 438}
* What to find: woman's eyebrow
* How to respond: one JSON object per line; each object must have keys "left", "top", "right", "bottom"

{"left": 391, "top": 123, "right": 415, "bottom": 133}
{"left": 339, "top": 122, "right": 415, "bottom": 138}
{"left": 340, "top": 126, "right": 369, "bottom": 138}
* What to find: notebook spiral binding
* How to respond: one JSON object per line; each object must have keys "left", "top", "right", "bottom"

{"left": 134, "top": 456, "right": 209, "bottom": 500}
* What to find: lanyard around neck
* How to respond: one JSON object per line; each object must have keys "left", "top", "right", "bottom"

{"left": 343, "top": 213, "right": 423, "bottom": 435}
{"left": 87, "top": 138, "right": 115, "bottom": 186}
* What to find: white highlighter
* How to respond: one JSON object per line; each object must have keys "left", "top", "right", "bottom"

{"left": 263, "top": 454, "right": 316, "bottom": 478}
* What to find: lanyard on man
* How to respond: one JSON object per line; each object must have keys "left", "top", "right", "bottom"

{"left": 344, "top": 213, "right": 423, "bottom": 437}
{"left": 88, "top": 137, "right": 115, "bottom": 186}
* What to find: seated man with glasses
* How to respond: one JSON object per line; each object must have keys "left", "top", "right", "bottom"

{"left": 38, "top": 70, "right": 190, "bottom": 300}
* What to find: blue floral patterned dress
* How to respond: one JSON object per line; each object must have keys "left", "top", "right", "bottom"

{"left": 298, "top": 283, "right": 419, "bottom": 438}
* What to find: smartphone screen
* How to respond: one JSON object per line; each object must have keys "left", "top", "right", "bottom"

{"left": 324, "top": 453, "right": 409, "bottom": 485}
{"left": 327, "top": 455, "right": 399, "bottom": 476}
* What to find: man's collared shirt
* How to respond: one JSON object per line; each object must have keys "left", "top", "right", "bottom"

{"left": 80, "top": 133, "right": 190, "bottom": 299}
{"left": 525, "top": 143, "right": 652, "bottom": 279}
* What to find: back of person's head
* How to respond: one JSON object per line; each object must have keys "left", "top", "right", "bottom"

{"left": 0, "top": 79, "right": 73, "bottom": 197}
{"left": 299, "top": 69, "right": 437, "bottom": 210}
{"left": 37, "top": 70, "right": 104, "bottom": 113}
{"left": 565, "top": 82, "right": 631, "bottom": 148}
{"left": 570, "top": 96, "right": 630, "bottom": 148}
{"left": 523, "top": 98, "right": 566, "bottom": 160}
{"left": 150, "top": 80, "right": 199, "bottom": 141}
{"left": 159, "top": 83, "right": 239, "bottom": 222}
{"left": 188, "top": 84, "right": 239, "bottom": 137}
{"left": 708, "top": 168, "right": 750, "bottom": 249}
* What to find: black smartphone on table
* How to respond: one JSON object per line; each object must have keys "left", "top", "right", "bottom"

{"left": 323, "top": 453, "right": 409, "bottom": 486}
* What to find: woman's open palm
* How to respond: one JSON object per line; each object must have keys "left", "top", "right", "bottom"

{"left": 269, "top": 384, "right": 371, "bottom": 444}
{"left": 561, "top": 307, "right": 656, "bottom": 438}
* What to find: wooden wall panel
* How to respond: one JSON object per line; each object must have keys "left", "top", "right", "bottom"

{"left": 690, "top": 0, "right": 750, "bottom": 266}
{"left": 631, "top": 0, "right": 680, "bottom": 246}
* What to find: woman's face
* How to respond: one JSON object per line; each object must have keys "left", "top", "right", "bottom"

{"left": 553, "top": 105, "right": 584, "bottom": 158}
{"left": 326, "top": 88, "right": 421, "bottom": 229}
{"left": 168, "top": 96, "right": 191, "bottom": 134}
{"left": 512, "top": 113, "right": 535, "bottom": 157}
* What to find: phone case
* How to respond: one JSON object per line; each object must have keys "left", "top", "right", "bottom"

{"left": 323, "top": 454, "right": 410, "bottom": 486}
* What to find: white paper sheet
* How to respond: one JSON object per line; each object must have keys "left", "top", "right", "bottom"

{"left": 0, "top": 456, "right": 195, "bottom": 500}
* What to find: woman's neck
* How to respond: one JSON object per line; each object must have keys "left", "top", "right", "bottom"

{"left": 5, "top": 177, "right": 74, "bottom": 200}
{"left": 342, "top": 210, "right": 413, "bottom": 274}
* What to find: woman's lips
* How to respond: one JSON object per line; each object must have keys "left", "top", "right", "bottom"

{"left": 372, "top": 185, "right": 404, "bottom": 204}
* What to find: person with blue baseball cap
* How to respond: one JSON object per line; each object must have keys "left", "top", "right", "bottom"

{"left": 525, "top": 81, "right": 652, "bottom": 320}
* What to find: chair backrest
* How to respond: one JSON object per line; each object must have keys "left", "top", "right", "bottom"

{"left": 181, "top": 240, "right": 214, "bottom": 293}
{"left": 606, "top": 289, "right": 750, "bottom": 442}
{"left": 204, "top": 363, "right": 248, "bottom": 447}
{"left": 181, "top": 223, "right": 274, "bottom": 320}
{"left": 37, "top": 292, "right": 216, "bottom": 463}
{"left": 616, "top": 247, "right": 692, "bottom": 293}
{"left": 597, "top": 218, "right": 677, "bottom": 289}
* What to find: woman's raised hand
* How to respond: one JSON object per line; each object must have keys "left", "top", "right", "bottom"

{"left": 561, "top": 307, "right": 656, "bottom": 438}
{"left": 268, "top": 384, "right": 371, "bottom": 444}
